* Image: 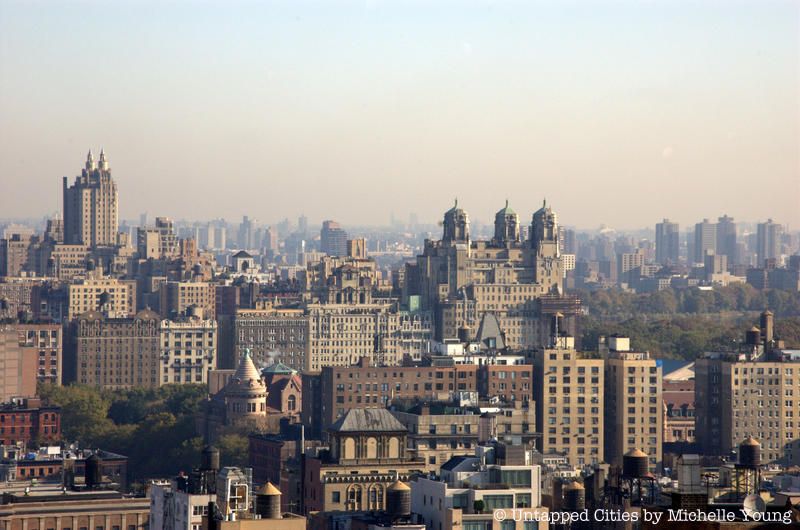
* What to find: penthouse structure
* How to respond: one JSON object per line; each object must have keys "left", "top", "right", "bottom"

{"left": 410, "top": 444, "right": 548, "bottom": 530}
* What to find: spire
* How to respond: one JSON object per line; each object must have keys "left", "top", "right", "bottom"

{"left": 98, "top": 148, "right": 108, "bottom": 170}
{"left": 505, "top": 199, "right": 509, "bottom": 209}
{"left": 454, "top": 198, "right": 458, "bottom": 209}
{"left": 86, "top": 150, "right": 95, "bottom": 170}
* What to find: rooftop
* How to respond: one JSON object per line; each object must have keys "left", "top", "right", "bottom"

{"left": 330, "top": 408, "right": 406, "bottom": 433}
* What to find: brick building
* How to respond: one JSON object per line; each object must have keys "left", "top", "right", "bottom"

{"left": 0, "top": 398, "right": 60, "bottom": 446}
{"left": 302, "top": 357, "right": 479, "bottom": 438}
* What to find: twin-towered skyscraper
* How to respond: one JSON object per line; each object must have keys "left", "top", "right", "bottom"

{"left": 62, "top": 150, "right": 118, "bottom": 248}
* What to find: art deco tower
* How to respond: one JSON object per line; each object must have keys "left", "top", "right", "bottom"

{"left": 63, "top": 150, "right": 119, "bottom": 247}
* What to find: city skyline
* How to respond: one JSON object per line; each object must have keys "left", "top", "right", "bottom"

{"left": 1, "top": 1, "right": 798, "bottom": 227}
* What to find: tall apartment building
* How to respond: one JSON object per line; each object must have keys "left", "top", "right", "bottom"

{"left": 68, "top": 309, "right": 161, "bottom": 389}
{"left": 68, "top": 276, "right": 137, "bottom": 320}
{"left": 226, "top": 308, "right": 308, "bottom": 371}
{"left": 695, "top": 313, "right": 800, "bottom": 464}
{"left": 693, "top": 219, "right": 717, "bottom": 264}
{"left": 601, "top": 336, "right": 662, "bottom": 472}
{"left": 757, "top": 219, "right": 783, "bottom": 267}
{"left": 158, "top": 280, "right": 216, "bottom": 319}
{"left": 69, "top": 310, "right": 218, "bottom": 389}
{"left": 320, "top": 221, "right": 348, "bottom": 257}
{"left": 0, "top": 235, "right": 32, "bottom": 277}
{"left": 63, "top": 150, "right": 119, "bottom": 248}
{"left": 533, "top": 336, "right": 604, "bottom": 468}
{"left": 40, "top": 243, "right": 90, "bottom": 280}
{"left": 159, "top": 316, "right": 217, "bottom": 385}
{"left": 716, "top": 215, "right": 737, "bottom": 267}
{"left": 617, "top": 249, "right": 644, "bottom": 284}
{"left": 559, "top": 227, "right": 577, "bottom": 254}
{"left": 696, "top": 351, "right": 800, "bottom": 464}
{"left": 137, "top": 217, "right": 178, "bottom": 259}
{"left": 305, "top": 303, "right": 432, "bottom": 372}
{"left": 14, "top": 324, "right": 62, "bottom": 386}
{"left": 0, "top": 327, "right": 37, "bottom": 401}
{"left": 655, "top": 219, "right": 680, "bottom": 265}
{"left": 561, "top": 253, "right": 576, "bottom": 278}
{"left": 405, "top": 201, "right": 568, "bottom": 349}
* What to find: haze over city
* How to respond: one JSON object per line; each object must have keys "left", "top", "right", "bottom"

{"left": 1, "top": 0, "right": 798, "bottom": 228}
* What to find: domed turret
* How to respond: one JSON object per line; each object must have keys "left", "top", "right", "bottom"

{"left": 530, "top": 199, "right": 558, "bottom": 247}
{"left": 222, "top": 350, "right": 267, "bottom": 420}
{"left": 443, "top": 199, "right": 470, "bottom": 243}
{"left": 494, "top": 200, "right": 520, "bottom": 245}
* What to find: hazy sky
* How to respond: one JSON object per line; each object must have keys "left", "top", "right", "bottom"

{"left": 1, "top": 0, "right": 798, "bottom": 230}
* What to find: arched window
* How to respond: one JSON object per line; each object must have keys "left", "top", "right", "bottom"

{"left": 368, "top": 484, "right": 384, "bottom": 510}
{"left": 347, "top": 484, "right": 363, "bottom": 511}
{"left": 287, "top": 394, "right": 296, "bottom": 411}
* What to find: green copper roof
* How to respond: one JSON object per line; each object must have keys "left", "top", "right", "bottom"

{"left": 496, "top": 199, "right": 515, "bottom": 216}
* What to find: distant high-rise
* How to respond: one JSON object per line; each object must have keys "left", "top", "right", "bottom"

{"left": 238, "top": 216, "right": 256, "bottom": 249}
{"left": 693, "top": 219, "right": 716, "bottom": 264}
{"left": 716, "top": 215, "right": 737, "bottom": 267}
{"left": 320, "top": 220, "right": 348, "bottom": 257}
{"left": 63, "top": 150, "right": 119, "bottom": 247}
{"left": 559, "top": 227, "right": 577, "bottom": 255}
{"left": 297, "top": 214, "right": 308, "bottom": 235}
{"left": 655, "top": 219, "right": 680, "bottom": 265}
{"left": 757, "top": 219, "right": 782, "bottom": 266}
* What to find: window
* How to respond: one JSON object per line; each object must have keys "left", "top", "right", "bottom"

{"left": 332, "top": 491, "right": 341, "bottom": 503}
{"left": 483, "top": 495, "right": 513, "bottom": 510}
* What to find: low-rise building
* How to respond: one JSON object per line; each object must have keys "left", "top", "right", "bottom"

{"left": 663, "top": 380, "right": 695, "bottom": 444}
{"left": 0, "top": 398, "right": 60, "bottom": 447}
